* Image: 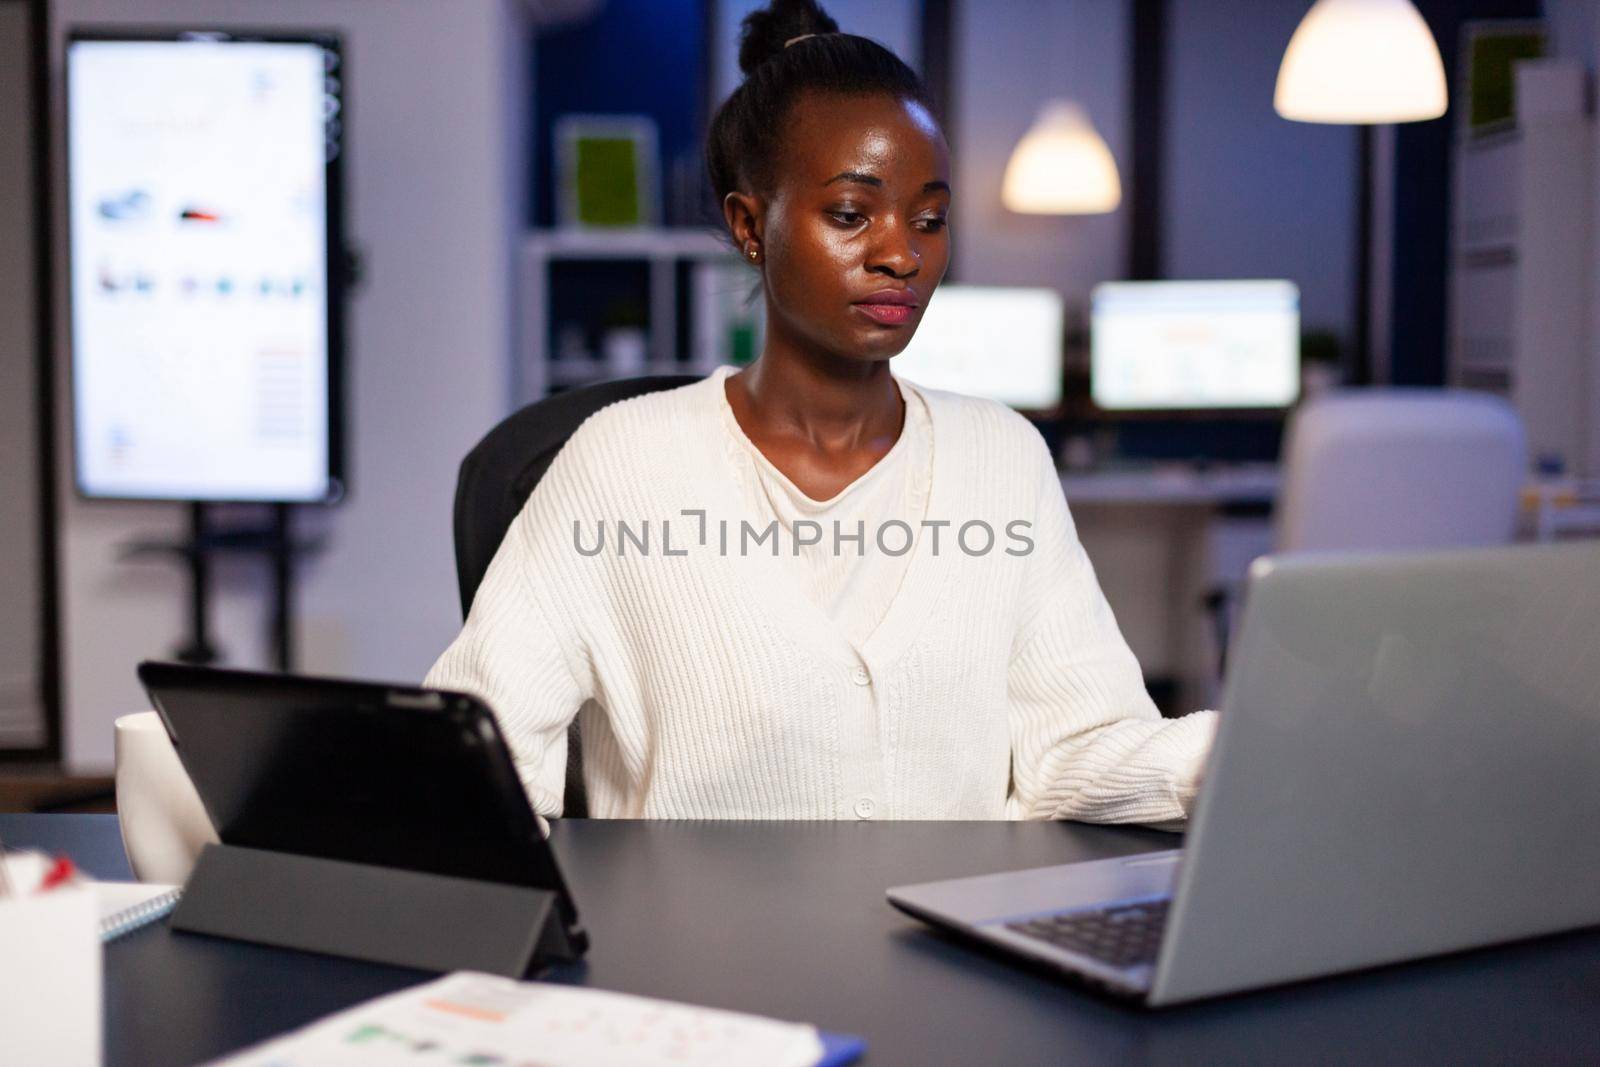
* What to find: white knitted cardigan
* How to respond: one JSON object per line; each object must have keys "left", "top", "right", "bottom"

{"left": 424, "top": 368, "right": 1217, "bottom": 826}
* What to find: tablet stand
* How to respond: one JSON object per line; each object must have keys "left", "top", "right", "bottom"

{"left": 171, "top": 844, "right": 583, "bottom": 976}
{"left": 121, "top": 502, "right": 325, "bottom": 671}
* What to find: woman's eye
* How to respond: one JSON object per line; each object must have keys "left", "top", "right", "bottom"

{"left": 828, "top": 210, "right": 864, "bottom": 226}
{"left": 918, "top": 216, "right": 949, "bottom": 233}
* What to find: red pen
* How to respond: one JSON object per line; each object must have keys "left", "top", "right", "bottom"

{"left": 38, "top": 855, "right": 77, "bottom": 892}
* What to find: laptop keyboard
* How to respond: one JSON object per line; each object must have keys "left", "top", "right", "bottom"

{"left": 1004, "top": 898, "right": 1170, "bottom": 969}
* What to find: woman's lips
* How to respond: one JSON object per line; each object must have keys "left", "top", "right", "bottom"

{"left": 853, "top": 302, "right": 917, "bottom": 325}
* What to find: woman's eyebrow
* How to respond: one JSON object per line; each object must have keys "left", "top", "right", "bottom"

{"left": 822, "top": 170, "right": 952, "bottom": 195}
{"left": 823, "top": 170, "right": 882, "bottom": 187}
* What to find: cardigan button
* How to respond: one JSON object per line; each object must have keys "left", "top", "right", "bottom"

{"left": 853, "top": 795, "right": 877, "bottom": 819}
{"left": 850, "top": 666, "right": 871, "bottom": 686}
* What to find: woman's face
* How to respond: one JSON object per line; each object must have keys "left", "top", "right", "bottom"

{"left": 733, "top": 90, "right": 952, "bottom": 366}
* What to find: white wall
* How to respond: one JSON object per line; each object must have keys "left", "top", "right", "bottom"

{"left": 951, "top": 0, "right": 1129, "bottom": 298}
{"left": 51, "top": 0, "right": 527, "bottom": 768}
{"left": 1546, "top": 0, "right": 1598, "bottom": 73}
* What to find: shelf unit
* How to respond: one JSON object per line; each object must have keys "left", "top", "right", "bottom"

{"left": 517, "top": 227, "right": 760, "bottom": 403}
{"left": 1449, "top": 59, "right": 1599, "bottom": 477}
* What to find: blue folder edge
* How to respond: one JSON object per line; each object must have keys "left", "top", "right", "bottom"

{"left": 817, "top": 1030, "right": 867, "bottom": 1066}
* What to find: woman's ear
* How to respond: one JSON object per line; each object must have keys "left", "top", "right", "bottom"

{"left": 722, "top": 191, "right": 763, "bottom": 255}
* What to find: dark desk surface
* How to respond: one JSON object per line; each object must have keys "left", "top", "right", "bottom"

{"left": 4, "top": 814, "right": 1599, "bottom": 1066}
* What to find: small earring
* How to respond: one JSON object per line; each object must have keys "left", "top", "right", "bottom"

{"left": 746, "top": 244, "right": 759, "bottom": 261}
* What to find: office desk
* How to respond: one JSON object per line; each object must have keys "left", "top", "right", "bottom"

{"left": 4, "top": 815, "right": 1599, "bottom": 1065}
{"left": 1060, "top": 463, "right": 1281, "bottom": 507}
{"left": 1057, "top": 466, "right": 1280, "bottom": 710}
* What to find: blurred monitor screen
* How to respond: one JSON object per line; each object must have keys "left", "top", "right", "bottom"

{"left": 893, "top": 285, "right": 1064, "bottom": 410}
{"left": 67, "top": 34, "right": 343, "bottom": 501}
{"left": 1090, "top": 280, "right": 1300, "bottom": 411}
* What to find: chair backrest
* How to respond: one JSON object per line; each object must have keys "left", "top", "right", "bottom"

{"left": 454, "top": 374, "right": 702, "bottom": 614}
{"left": 452, "top": 373, "right": 702, "bottom": 817}
{"left": 1274, "top": 389, "right": 1527, "bottom": 554}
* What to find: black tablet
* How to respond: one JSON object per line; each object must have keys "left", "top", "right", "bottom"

{"left": 137, "top": 661, "right": 585, "bottom": 950}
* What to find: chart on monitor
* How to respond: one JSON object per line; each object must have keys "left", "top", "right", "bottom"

{"left": 892, "top": 285, "right": 1065, "bottom": 412}
{"left": 1090, "top": 280, "right": 1300, "bottom": 412}
{"left": 67, "top": 32, "right": 344, "bottom": 502}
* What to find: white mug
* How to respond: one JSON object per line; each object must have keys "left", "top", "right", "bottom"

{"left": 113, "top": 711, "right": 217, "bottom": 884}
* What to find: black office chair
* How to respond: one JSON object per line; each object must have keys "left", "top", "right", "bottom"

{"left": 452, "top": 374, "right": 703, "bottom": 818}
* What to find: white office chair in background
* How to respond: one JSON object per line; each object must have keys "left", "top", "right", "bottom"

{"left": 1206, "top": 389, "right": 1528, "bottom": 675}
{"left": 1274, "top": 389, "right": 1527, "bottom": 552}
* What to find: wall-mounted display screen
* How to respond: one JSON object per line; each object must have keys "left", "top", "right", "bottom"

{"left": 1091, "top": 279, "right": 1300, "bottom": 411}
{"left": 67, "top": 32, "right": 344, "bottom": 501}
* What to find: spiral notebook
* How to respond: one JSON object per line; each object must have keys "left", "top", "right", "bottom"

{"left": 95, "top": 882, "right": 182, "bottom": 942}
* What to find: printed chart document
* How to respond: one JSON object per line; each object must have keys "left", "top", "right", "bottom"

{"left": 208, "top": 971, "right": 837, "bottom": 1067}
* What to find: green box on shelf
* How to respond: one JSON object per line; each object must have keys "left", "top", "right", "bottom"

{"left": 556, "top": 114, "right": 661, "bottom": 229}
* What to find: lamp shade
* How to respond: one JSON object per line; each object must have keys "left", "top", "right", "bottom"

{"left": 1275, "top": 0, "right": 1447, "bottom": 123}
{"left": 1001, "top": 101, "right": 1122, "bottom": 215}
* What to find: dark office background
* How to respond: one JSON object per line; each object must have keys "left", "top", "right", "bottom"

{"left": 533, "top": 0, "right": 1552, "bottom": 395}
{"left": 3, "top": 0, "right": 1594, "bottom": 780}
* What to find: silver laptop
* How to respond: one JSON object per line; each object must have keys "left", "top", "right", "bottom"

{"left": 888, "top": 541, "right": 1600, "bottom": 1006}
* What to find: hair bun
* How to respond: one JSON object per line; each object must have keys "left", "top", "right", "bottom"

{"left": 737, "top": 0, "right": 840, "bottom": 78}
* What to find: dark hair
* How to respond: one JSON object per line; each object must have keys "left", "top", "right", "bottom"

{"left": 705, "top": 0, "right": 934, "bottom": 218}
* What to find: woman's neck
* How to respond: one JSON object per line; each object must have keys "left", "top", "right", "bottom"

{"left": 729, "top": 347, "right": 903, "bottom": 455}
{"left": 723, "top": 339, "right": 907, "bottom": 503}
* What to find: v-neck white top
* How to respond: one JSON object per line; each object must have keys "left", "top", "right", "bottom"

{"left": 425, "top": 367, "right": 1217, "bottom": 829}
{"left": 717, "top": 370, "right": 932, "bottom": 650}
